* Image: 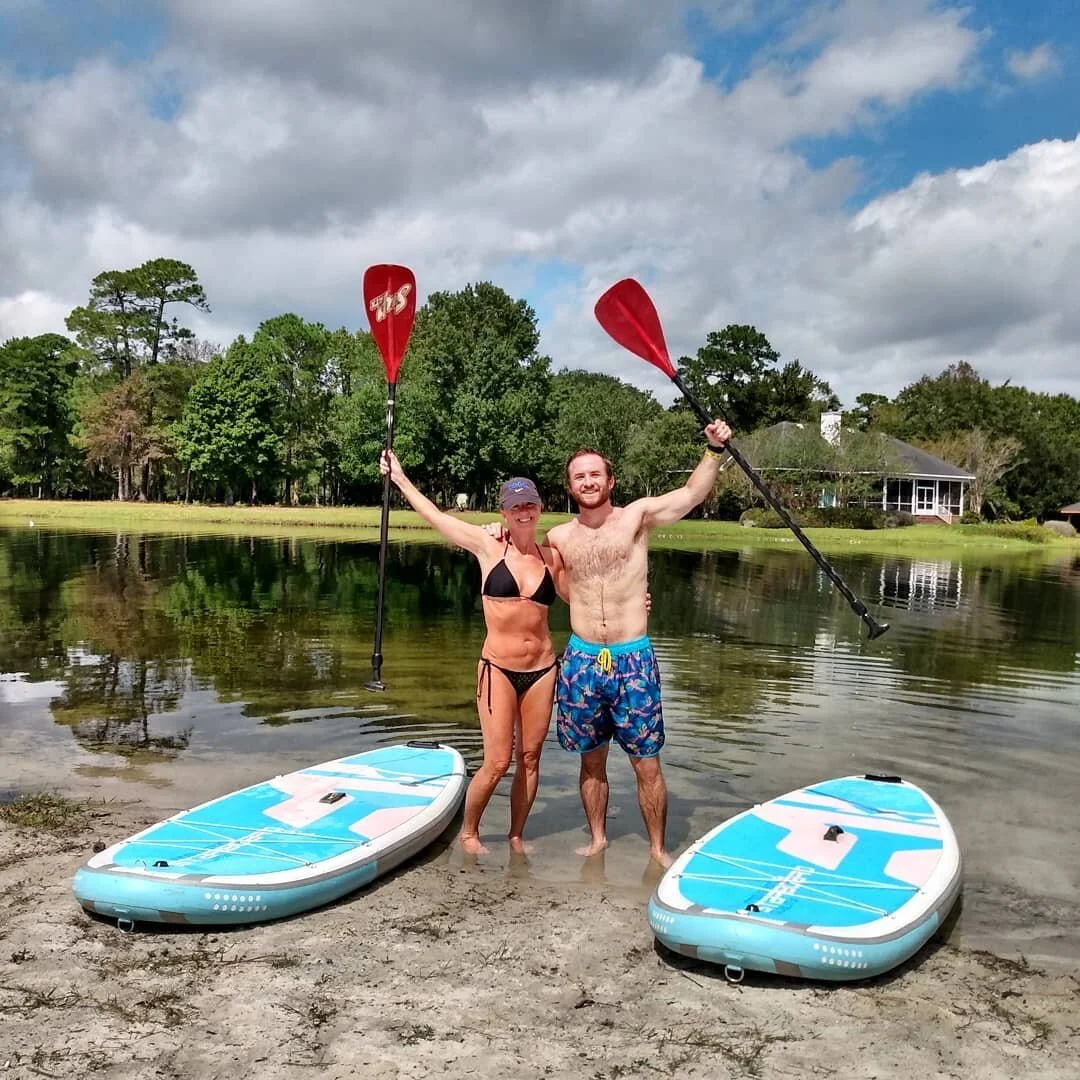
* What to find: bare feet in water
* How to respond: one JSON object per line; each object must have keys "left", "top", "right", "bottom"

{"left": 460, "top": 834, "right": 490, "bottom": 856}
{"left": 650, "top": 848, "right": 673, "bottom": 869}
{"left": 508, "top": 836, "right": 534, "bottom": 855}
{"left": 575, "top": 837, "right": 609, "bottom": 857}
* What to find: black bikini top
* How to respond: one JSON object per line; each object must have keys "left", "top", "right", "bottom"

{"left": 482, "top": 542, "right": 557, "bottom": 606}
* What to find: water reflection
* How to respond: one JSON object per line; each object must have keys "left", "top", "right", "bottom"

{"left": 879, "top": 559, "right": 963, "bottom": 611}
{"left": 2, "top": 531, "right": 1079, "bottom": 750}
{"left": 2, "top": 526, "right": 1079, "bottom": 964}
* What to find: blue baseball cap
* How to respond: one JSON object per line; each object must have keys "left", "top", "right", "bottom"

{"left": 499, "top": 477, "right": 541, "bottom": 509}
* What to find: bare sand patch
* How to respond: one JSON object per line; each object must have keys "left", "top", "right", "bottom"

{"left": 1, "top": 801, "right": 1077, "bottom": 1079}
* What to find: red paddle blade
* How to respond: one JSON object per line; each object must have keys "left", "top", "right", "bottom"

{"left": 594, "top": 278, "right": 676, "bottom": 378}
{"left": 363, "top": 264, "right": 417, "bottom": 383}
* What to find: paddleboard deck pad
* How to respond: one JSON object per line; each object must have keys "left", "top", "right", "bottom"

{"left": 649, "top": 774, "right": 961, "bottom": 981}
{"left": 73, "top": 741, "right": 466, "bottom": 929}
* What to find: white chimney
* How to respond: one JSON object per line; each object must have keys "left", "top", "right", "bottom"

{"left": 820, "top": 411, "right": 841, "bottom": 445}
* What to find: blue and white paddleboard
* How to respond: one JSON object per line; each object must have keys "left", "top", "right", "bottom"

{"left": 649, "top": 774, "right": 962, "bottom": 981}
{"left": 73, "top": 741, "right": 466, "bottom": 929}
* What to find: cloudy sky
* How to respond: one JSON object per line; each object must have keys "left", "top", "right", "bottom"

{"left": 1, "top": 0, "right": 1077, "bottom": 408}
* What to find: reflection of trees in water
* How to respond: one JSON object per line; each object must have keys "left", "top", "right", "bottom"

{"left": 0, "top": 528, "right": 89, "bottom": 679}
{"left": 156, "top": 537, "right": 484, "bottom": 717}
{"left": 7, "top": 529, "right": 1080, "bottom": 747}
{"left": 58, "top": 713, "right": 192, "bottom": 758}
{"left": 647, "top": 546, "right": 1080, "bottom": 697}
{"left": 26, "top": 532, "right": 194, "bottom": 759}
{"left": 51, "top": 655, "right": 192, "bottom": 758}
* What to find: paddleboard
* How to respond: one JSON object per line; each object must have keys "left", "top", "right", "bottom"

{"left": 73, "top": 741, "right": 466, "bottom": 929}
{"left": 648, "top": 774, "right": 961, "bottom": 981}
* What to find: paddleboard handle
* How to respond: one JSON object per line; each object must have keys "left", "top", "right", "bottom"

{"left": 724, "top": 965, "right": 745, "bottom": 984}
{"left": 406, "top": 739, "right": 443, "bottom": 749}
{"left": 824, "top": 825, "right": 844, "bottom": 842}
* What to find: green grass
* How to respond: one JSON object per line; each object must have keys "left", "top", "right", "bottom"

{"left": 2, "top": 498, "right": 1077, "bottom": 556}
{"left": 0, "top": 497, "right": 488, "bottom": 541}
{"left": 649, "top": 517, "right": 1080, "bottom": 556}
{"left": 0, "top": 792, "right": 91, "bottom": 834}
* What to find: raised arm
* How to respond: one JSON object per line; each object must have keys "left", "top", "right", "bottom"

{"left": 638, "top": 420, "right": 732, "bottom": 529}
{"left": 380, "top": 450, "right": 491, "bottom": 556}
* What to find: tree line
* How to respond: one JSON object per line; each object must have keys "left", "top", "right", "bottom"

{"left": 1, "top": 259, "right": 1078, "bottom": 519}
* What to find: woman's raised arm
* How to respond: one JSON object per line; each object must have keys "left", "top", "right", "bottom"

{"left": 381, "top": 450, "right": 491, "bottom": 556}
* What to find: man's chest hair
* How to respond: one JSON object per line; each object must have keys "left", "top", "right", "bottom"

{"left": 562, "top": 512, "right": 645, "bottom": 571}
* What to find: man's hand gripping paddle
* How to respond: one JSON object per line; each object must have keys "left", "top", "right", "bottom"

{"left": 594, "top": 278, "right": 889, "bottom": 640}
{"left": 364, "top": 264, "right": 418, "bottom": 689}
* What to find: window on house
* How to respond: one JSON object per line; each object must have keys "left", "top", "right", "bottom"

{"left": 940, "top": 481, "right": 962, "bottom": 515}
{"left": 885, "top": 479, "right": 913, "bottom": 511}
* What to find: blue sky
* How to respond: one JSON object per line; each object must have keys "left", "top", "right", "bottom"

{"left": 0, "top": 0, "right": 165, "bottom": 78}
{"left": 1, "top": 1, "right": 1078, "bottom": 406}
{"left": 791, "top": 3, "right": 1080, "bottom": 204}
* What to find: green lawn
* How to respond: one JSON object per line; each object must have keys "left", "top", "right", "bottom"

{"left": 1, "top": 498, "right": 1077, "bottom": 556}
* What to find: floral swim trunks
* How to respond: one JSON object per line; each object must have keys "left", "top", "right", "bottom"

{"left": 557, "top": 634, "right": 664, "bottom": 758}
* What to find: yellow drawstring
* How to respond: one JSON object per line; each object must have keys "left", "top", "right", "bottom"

{"left": 597, "top": 648, "right": 612, "bottom": 675}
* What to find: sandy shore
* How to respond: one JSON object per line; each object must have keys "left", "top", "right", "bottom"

{"left": 1, "top": 800, "right": 1077, "bottom": 1080}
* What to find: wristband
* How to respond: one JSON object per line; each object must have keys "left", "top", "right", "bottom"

{"left": 704, "top": 444, "right": 725, "bottom": 458}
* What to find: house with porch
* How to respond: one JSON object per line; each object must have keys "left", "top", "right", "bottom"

{"left": 1060, "top": 502, "right": 1080, "bottom": 527}
{"left": 760, "top": 413, "right": 976, "bottom": 524}
{"left": 876, "top": 435, "right": 976, "bottom": 523}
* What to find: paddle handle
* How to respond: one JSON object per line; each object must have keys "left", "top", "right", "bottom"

{"left": 369, "top": 383, "right": 398, "bottom": 687}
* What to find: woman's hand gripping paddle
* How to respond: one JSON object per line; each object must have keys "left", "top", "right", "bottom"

{"left": 594, "top": 278, "right": 889, "bottom": 640}
{"left": 363, "top": 264, "right": 418, "bottom": 689}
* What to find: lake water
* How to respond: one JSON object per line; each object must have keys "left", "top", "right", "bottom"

{"left": 2, "top": 526, "right": 1078, "bottom": 967}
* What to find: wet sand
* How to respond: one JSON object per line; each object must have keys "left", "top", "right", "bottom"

{"left": 1, "top": 799, "right": 1077, "bottom": 1080}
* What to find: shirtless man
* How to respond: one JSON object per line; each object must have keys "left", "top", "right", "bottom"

{"left": 547, "top": 420, "right": 732, "bottom": 867}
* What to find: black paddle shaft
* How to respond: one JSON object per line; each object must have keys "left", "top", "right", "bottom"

{"left": 673, "top": 374, "right": 889, "bottom": 640}
{"left": 368, "top": 383, "right": 398, "bottom": 689}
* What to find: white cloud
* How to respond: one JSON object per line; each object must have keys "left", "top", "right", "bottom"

{"left": 727, "top": 0, "right": 983, "bottom": 144}
{"left": 776, "top": 137, "right": 1080, "bottom": 398}
{"left": 0, "top": 289, "right": 71, "bottom": 341}
{"left": 1006, "top": 43, "right": 1061, "bottom": 81}
{"left": 1, "top": 0, "right": 1077, "bottom": 411}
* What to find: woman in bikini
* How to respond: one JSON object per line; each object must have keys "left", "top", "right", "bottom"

{"left": 380, "top": 449, "right": 562, "bottom": 855}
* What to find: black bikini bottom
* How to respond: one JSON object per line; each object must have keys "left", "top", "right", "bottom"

{"left": 478, "top": 658, "right": 558, "bottom": 712}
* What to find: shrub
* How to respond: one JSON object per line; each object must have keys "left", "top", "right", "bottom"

{"left": 740, "top": 508, "right": 775, "bottom": 528}
{"left": 814, "top": 506, "right": 888, "bottom": 529}
{"left": 963, "top": 522, "right": 1053, "bottom": 543}
{"left": 960, "top": 510, "right": 981, "bottom": 524}
{"left": 738, "top": 506, "right": 892, "bottom": 529}
{"left": 711, "top": 489, "right": 744, "bottom": 521}
{"left": 1043, "top": 519, "right": 1077, "bottom": 538}
{"left": 883, "top": 510, "right": 916, "bottom": 528}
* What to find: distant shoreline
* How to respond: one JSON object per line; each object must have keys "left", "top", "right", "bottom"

{"left": 1, "top": 497, "right": 1077, "bottom": 556}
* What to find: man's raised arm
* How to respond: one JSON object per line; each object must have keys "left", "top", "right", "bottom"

{"left": 639, "top": 420, "right": 732, "bottom": 529}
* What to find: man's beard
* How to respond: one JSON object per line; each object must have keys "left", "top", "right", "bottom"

{"left": 573, "top": 488, "right": 611, "bottom": 510}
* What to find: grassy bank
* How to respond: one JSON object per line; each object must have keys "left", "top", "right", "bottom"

{"left": 2, "top": 498, "right": 1078, "bottom": 557}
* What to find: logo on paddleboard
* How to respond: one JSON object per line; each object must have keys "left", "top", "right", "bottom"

{"left": 368, "top": 283, "right": 413, "bottom": 322}
{"left": 752, "top": 865, "right": 811, "bottom": 914}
